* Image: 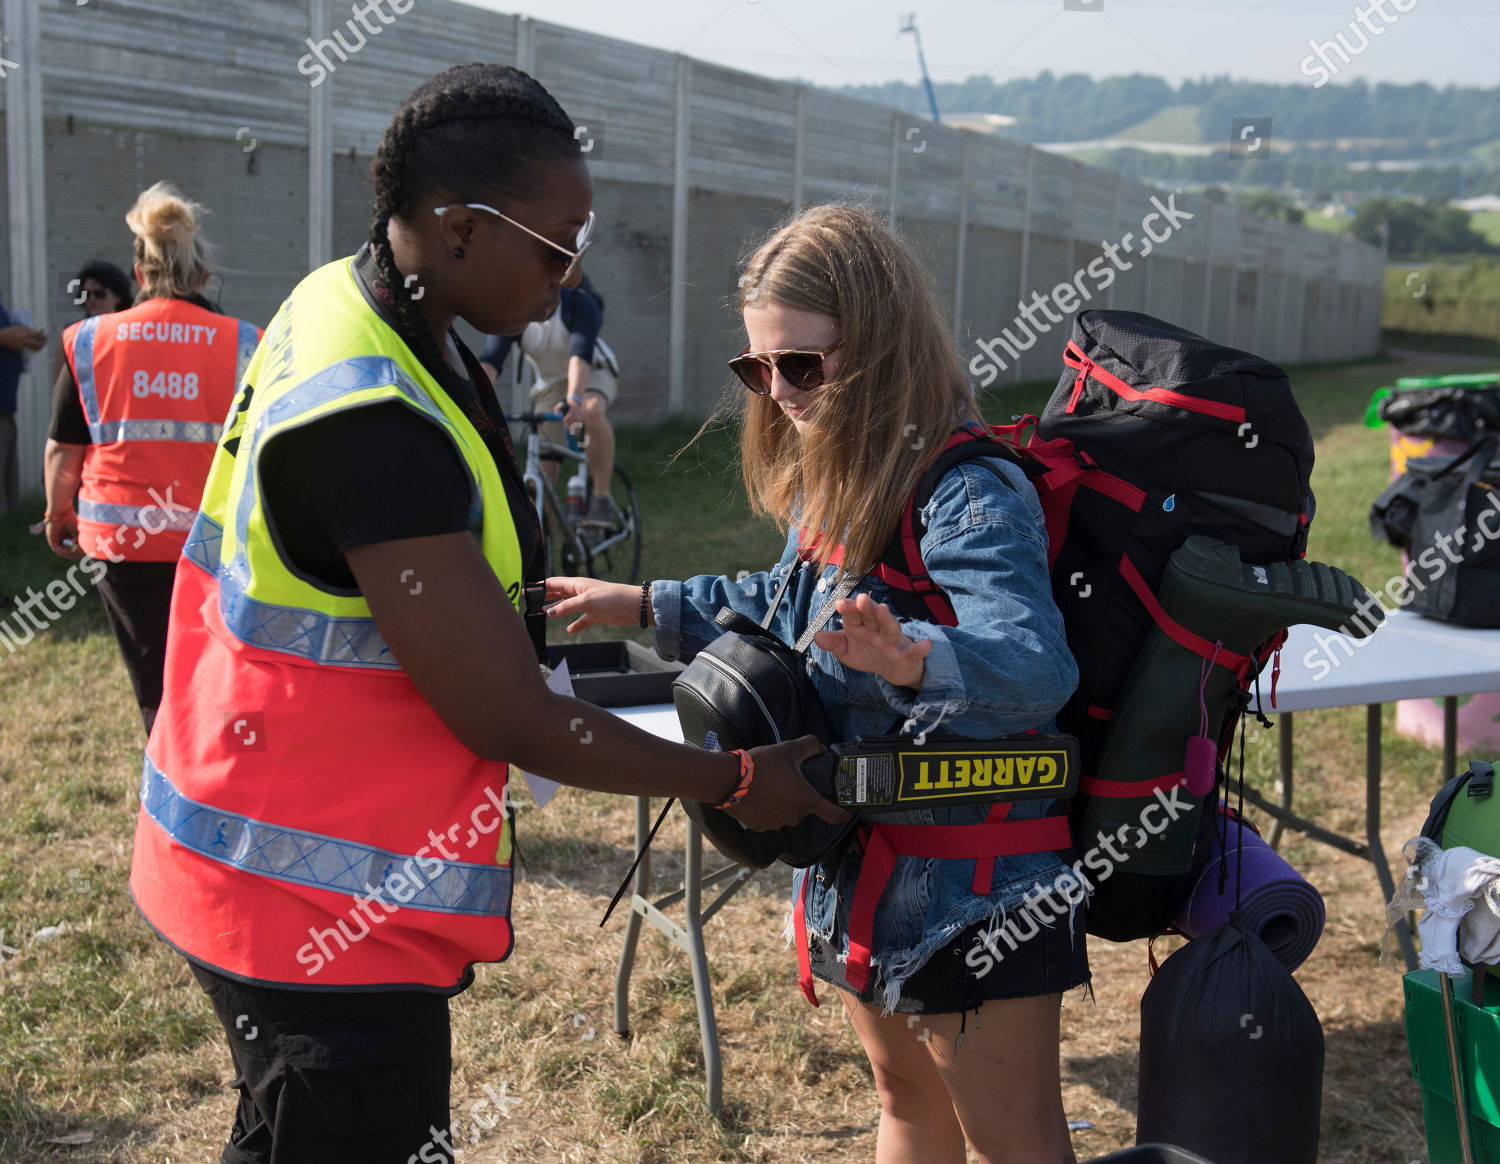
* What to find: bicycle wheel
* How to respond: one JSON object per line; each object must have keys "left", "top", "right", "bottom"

{"left": 580, "top": 462, "right": 642, "bottom": 583}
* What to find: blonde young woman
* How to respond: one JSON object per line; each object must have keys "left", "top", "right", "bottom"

{"left": 546, "top": 204, "right": 1087, "bottom": 1164}
{"left": 46, "top": 183, "right": 258, "bottom": 731}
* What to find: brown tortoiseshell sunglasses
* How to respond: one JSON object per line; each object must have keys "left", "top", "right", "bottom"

{"left": 727, "top": 339, "right": 843, "bottom": 395}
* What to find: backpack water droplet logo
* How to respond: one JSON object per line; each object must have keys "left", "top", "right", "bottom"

{"left": 1162, "top": 494, "right": 1176, "bottom": 512}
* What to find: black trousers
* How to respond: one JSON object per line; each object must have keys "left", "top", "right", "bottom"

{"left": 190, "top": 962, "right": 455, "bottom": 1164}
{"left": 92, "top": 558, "right": 175, "bottom": 734}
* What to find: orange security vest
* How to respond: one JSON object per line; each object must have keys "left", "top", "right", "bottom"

{"left": 62, "top": 299, "right": 258, "bottom": 562}
{"left": 129, "top": 257, "right": 528, "bottom": 991}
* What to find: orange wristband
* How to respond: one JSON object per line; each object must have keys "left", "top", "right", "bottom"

{"left": 712, "top": 749, "right": 755, "bottom": 810}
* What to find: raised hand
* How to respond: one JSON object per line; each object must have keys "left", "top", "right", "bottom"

{"left": 812, "top": 592, "right": 931, "bottom": 689}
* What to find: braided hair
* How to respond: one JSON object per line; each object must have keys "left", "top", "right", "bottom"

{"left": 368, "top": 64, "right": 579, "bottom": 386}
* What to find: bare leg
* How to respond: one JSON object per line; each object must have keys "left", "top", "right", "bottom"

{"left": 838, "top": 989, "right": 968, "bottom": 1164}
{"left": 923, "top": 994, "right": 1076, "bottom": 1164}
{"left": 578, "top": 391, "right": 615, "bottom": 487}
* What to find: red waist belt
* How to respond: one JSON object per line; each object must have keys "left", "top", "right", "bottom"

{"left": 793, "top": 804, "right": 1072, "bottom": 1005}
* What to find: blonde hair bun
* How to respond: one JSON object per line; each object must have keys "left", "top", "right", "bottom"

{"left": 127, "top": 181, "right": 211, "bottom": 299}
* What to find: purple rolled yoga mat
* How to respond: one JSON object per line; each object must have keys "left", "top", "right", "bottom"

{"left": 1171, "top": 821, "right": 1326, "bottom": 973}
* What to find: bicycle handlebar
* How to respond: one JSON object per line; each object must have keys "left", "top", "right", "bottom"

{"left": 511, "top": 410, "right": 568, "bottom": 425}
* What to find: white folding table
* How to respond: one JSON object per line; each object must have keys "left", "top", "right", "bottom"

{"left": 1247, "top": 609, "right": 1500, "bottom": 970}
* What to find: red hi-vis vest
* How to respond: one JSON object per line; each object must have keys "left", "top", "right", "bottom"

{"left": 62, "top": 299, "right": 258, "bottom": 562}
{"left": 128, "top": 257, "right": 528, "bottom": 991}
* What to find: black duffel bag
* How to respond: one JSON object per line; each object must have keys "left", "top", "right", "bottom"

{"left": 1380, "top": 384, "right": 1500, "bottom": 443}
{"left": 1370, "top": 434, "right": 1500, "bottom": 627}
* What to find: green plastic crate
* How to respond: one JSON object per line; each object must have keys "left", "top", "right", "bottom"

{"left": 1405, "top": 968, "right": 1500, "bottom": 1163}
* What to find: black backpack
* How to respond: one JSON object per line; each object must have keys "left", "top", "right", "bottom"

{"left": 879, "top": 310, "right": 1317, "bottom": 941}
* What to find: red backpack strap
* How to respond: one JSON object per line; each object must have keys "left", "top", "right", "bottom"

{"left": 794, "top": 872, "right": 820, "bottom": 1007}
{"left": 837, "top": 811, "right": 1072, "bottom": 997}
{"left": 1117, "top": 554, "right": 1251, "bottom": 675}
{"left": 1020, "top": 437, "right": 1147, "bottom": 571}
{"left": 880, "top": 468, "right": 962, "bottom": 625}
{"left": 879, "top": 425, "right": 1030, "bottom": 625}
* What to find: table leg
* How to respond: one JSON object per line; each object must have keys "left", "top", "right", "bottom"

{"left": 613, "top": 795, "right": 652, "bottom": 1038}
{"left": 1268, "top": 713, "right": 1293, "bottom": 851}
{"left": 1444, "top": 696, "right": 1459, "bottom": 785}
{"left": 682, "top": 819, "right": 723, "bottom": 1115}
{"left": 1366, "top": 703, "right": 1418, "bottom": 971}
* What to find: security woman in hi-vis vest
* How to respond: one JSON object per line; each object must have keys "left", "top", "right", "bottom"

{"left": 125, "top": 66, "right": 839, "bottom": 1164}
{"left": 46, "top": 182, "right": 259, "bottom": 733}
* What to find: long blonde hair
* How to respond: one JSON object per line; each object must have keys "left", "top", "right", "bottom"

{"left": 733, "top": 204, "right": 979, "bottom": 577}
{"left": 126, "top": 181, "right": 211, "bottom": 301}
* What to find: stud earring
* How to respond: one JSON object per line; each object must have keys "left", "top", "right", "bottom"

{"left": 453, "top": 246, "right": 464, "bottom": 259}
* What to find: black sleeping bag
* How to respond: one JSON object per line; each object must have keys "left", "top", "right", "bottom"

{"left": 1136, "top": 919, "right": 1323, "bottom": 1163}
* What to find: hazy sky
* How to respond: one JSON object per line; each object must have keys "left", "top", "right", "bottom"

{"left": 461, "top": 0, "right": 1500, "bottom": 91}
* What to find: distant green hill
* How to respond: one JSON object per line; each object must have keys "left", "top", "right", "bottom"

{"left": 1302, "top": 212, "right": 1354, "bottom": 236}
{"left": 1112, "top": 104, "right": 1205, "bottom": 145}
{"left": 835, "top": 73, "right": 1500, "bottom": 201}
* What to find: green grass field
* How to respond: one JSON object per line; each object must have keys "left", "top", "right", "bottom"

{"left": 0, "top": 352, "right": 1469, "bottom": 1161}
{"left": 1383, "top": 256, "right": 1500, "bottom": 346}
{"left": 1302, "top": 212, "right": 1354, "bottom": 236}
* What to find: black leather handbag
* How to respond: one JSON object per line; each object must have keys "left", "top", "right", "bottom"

{"left": 672, "top": 570, "right": 856, "bottom": 869}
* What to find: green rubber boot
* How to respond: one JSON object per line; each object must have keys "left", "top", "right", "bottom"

{"left": 1080, "top": 537, "right": 1377, "bottom": 942}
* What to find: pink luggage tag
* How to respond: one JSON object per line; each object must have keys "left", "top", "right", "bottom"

{"left": 1183, "top": 641, "right": 1224, "bottom": 797}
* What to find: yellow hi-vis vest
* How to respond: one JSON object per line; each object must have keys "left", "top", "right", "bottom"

{"left": 130, "top": 257, "right": 527, "bottom": 989}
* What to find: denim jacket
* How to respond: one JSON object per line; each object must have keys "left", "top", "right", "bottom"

{"left": 651, "top": 454, "right": 1080, "bottom": 1012}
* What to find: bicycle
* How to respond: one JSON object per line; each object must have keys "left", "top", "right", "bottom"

{"left": 511, "top": 410, "right": 642, "bottom": 584}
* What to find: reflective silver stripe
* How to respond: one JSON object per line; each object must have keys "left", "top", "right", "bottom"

{"left": 139, "top": 755, "right": 512, "bottom": 917}
{"left": 236, "top": 319, "right": 258, "bottom": 384}
{"left": 221, "top": 582, "right": 397, "bottom": 668}
{"left": 88, "top": 418, "right": 223, "bottom": 445}
{"left": 78, "top": 497, "right": 196, "bottom": 531}
{"left": 185, "top": 513, "right": 397, "bottom": 668}
{"left": 73, "top": 315, "right": 102, "bottom": 425}
{"left": 182, "top": 511, "right": 223, "bottom": 576}
{"left": 184, "top": 511, "right": 395, "bottom": 668}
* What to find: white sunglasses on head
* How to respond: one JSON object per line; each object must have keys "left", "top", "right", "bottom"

{"left": 434, "top": 203, "right": 595, "bottom": 281}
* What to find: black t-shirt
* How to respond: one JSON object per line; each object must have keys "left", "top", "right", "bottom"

{"left": 258, "top": 248, "right": 543, "bottom": 592}
{"left": 260, "top": 401, "right": 476, "bottom": 591}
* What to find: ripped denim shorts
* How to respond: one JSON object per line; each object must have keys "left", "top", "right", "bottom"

{"left": 793, "top": 797, "right": 1092, "bottom": 1016}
